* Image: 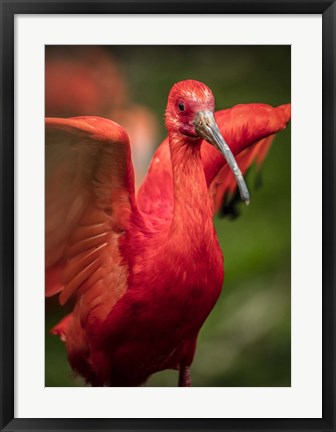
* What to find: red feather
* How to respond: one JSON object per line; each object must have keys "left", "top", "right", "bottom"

{"left": 46, "top": 81, "right": 291, "bottom": 386}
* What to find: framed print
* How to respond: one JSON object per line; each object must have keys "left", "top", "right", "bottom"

{"left": 1, "top": 1, "right": 335, "bottom": 431}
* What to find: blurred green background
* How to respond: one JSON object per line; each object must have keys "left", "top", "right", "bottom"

{"left": 45, "top": 45, "right": 291, "bottom": 387}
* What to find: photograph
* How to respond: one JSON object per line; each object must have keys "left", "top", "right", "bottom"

{"left": 45, "top": 45, "right": 291, "bottom": 388}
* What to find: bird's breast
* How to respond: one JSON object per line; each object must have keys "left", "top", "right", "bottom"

{"left": 141, "top": 232, "right": 224, "bottom": 337}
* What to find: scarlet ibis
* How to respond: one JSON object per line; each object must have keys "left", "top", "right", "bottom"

{"left": 46, "top": 80, "right": 291, "bottom": 386}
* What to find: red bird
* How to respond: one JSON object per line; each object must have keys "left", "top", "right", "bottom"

{"left": 46, "top": 80, "right": 291, "bottom": 386}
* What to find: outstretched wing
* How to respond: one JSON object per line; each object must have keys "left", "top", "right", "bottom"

{"left": 204, "top": 103, "right": 291, "bottom": 213}
{"left": 137, "top": 103, "right": 291, "bottom": 217}
{"left": 46, "top": 116, "right": 136, "bottom": 324}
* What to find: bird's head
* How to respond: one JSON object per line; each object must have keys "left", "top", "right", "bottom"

{"left": 165, "top": 79, "right": 250, "bottom": 205}
{"left": 165, "top": 80, "right": 215, "bottom": 137}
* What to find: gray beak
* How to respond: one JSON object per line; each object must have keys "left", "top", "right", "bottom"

{"left": 194, "top": 110, "right": 250, "bottom": 205}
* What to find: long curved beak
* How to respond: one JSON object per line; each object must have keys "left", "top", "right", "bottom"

{"left": 194, "top": 110, "right": 250, "bottom": 205}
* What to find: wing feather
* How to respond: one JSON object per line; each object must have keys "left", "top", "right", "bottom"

{"left": 45, "top": 116, "right": 136, "bottom": 323}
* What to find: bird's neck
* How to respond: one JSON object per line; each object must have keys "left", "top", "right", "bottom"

{"left": 168, "top": 132, "right": 213, "bottom": 236}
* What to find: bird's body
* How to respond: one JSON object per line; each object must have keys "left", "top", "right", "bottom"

{"left": 46, "top": 80, "right": 291, "bottom": 386}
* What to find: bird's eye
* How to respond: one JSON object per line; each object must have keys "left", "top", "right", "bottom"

{"left": 178, "top": 102, "right": 185, "bottom": 112}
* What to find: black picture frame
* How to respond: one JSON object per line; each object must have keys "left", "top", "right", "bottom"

{"left": 1, "top": 1, "right": 335, "bottom": 431}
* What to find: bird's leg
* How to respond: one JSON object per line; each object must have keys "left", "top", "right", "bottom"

{"left": 178, "top": 364, "right": 192, "bottom": 387}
